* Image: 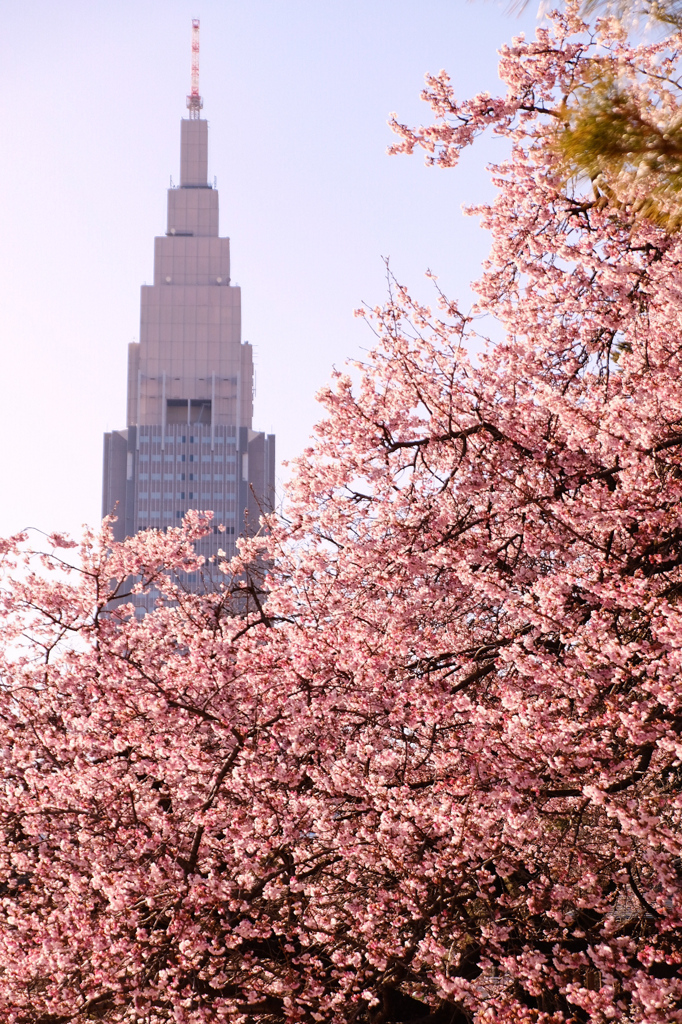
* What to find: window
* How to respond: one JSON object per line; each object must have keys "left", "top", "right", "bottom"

{"left": 138, "top": 492, "right": 149, "bottom": 499}
{"left": 168, "top": 402, "right": 210, "bottom": 429}
{"left": 163, "top": 474, "right": 174, "bottom": 481}
{"left": 189, "top": 454, "right": 195, "bottom": 462}
{"left": 139, "top": 473, "right": 149, "bottom": 481}
{"left": 180, "top": 492, "right": 185, "bottom": 499}
{"left": 152, "top": 455, "right": 161, "bottom": 462}
{"left": 166, "top": 399, "right": 188, "bottom": 425}
{"left": 179, "top": 454, "right": 186, "bottom": 462}
{"left": 189, "top": 473, "right": 194, "bottom": 481}
{"left": 176, "top": 511, "right": 183, "bottom": 518}
{"left": 179, "top": 473, "right": 185, "bottom": 481}
{"left": 139, "top": 454, "right": 149, "bottom": 462}
{"left": 202, "top": 455, "right": 211, "bottom": 463}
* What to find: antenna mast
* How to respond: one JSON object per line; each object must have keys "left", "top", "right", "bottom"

{"left": 186, "top": 19, "right": 203, "bottom": 118}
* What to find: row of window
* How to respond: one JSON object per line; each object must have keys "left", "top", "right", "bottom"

{"left": 138, "top": 505, "right": 236, "bottom": 516}
{"left": 139, "top": 491, "right": 230, "bottom": 500}
{"left": 137, "top": 510, "right": 236, "bottom": 534}
{"left": 139, "top": 453, "right": 236, "bottom": 463}
{"left": 139, "top": 473, "right": 236, "bottom": 482}
{"left": 138, "top": 435, "right": 236, "bottom": 445}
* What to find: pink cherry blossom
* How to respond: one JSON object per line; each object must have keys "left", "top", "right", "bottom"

{"left": 2, "top": 7, "right": 682, "bottom": 1022}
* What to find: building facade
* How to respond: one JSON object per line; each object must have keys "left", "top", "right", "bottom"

{"left": 102, "top": 102, "right": 275, "bottom": 571}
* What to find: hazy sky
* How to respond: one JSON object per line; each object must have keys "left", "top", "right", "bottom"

{"left": 0, "top": 0, "right": 539, "bottom": 539}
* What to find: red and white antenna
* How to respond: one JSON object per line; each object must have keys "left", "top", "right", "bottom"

{"left": 186, "top": 19, "right": 203, "bottom": 118}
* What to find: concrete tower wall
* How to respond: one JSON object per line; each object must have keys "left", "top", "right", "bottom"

{"left": 102, "top": 429, "right": 128, "bottom": 542}
{"left": 102, "top": 109, "right": 275, "bottom": 585}
{"left": 180, "top": 119, "right": 208, "bottom": 186}
{"left": 167, "top": 188, "right": 218, "bottom": 236}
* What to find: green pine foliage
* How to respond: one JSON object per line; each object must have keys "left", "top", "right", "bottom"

{"left": 555, "top": 69, "right": 682, "bottom": 230}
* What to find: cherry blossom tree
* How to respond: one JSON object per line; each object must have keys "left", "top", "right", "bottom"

{"left": 3, "top": 8, "right": 682, "bottom": 1023}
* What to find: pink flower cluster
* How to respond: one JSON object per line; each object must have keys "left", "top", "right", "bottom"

{"left": 2, "top": 8, "right": 682, "bottom": 1022}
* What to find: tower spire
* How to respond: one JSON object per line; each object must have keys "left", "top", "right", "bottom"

{"left": 186, "top": 19, "right": 203, "bottom": 118}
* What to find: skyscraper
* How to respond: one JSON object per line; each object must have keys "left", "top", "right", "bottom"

{"left": 102, "top": 22, "right": 275, "bottom": 573}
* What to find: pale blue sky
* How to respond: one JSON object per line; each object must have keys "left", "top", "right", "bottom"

{"left": 0, "top": 0, "right": 539, "bottom": 538}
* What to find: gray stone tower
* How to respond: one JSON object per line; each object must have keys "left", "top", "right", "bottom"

{"left": 102, "top": 26, "right": 275, "bottom": 570}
